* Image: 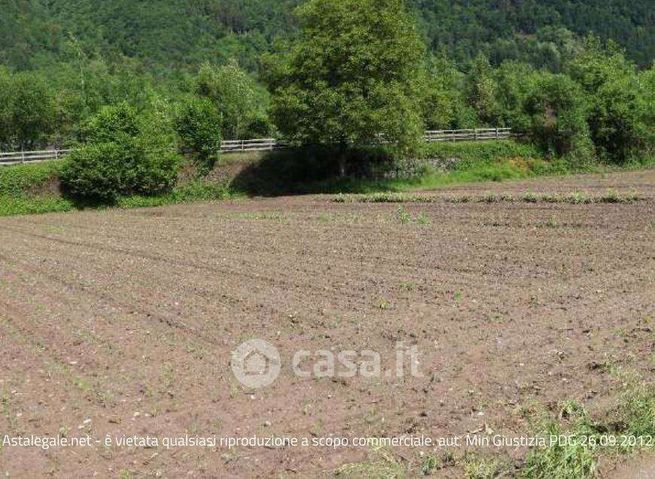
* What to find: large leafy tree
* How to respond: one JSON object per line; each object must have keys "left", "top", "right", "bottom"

{"left": 568, "top": 39, "right": 652, "bottom": 163}
{"left": 524, "top": 73, "right": 593, "bottom": 161}
{"left": 466, "top": 54, "right": 501, "bottom": 126}
{"left": 0, "top": 69, "right": 56, "bottom": 150}
{"left": 195, "top": 61, "right": 271, "bottom": 140}
{"left": 267, "top": 0, "right": 426, "bottom": 175}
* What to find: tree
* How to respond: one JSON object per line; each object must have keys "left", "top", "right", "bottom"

{"left": 175, "top": 96, "right": 222, "bottom": 172}
{"left": 524, "top": 74, "right": 593, "bottom": 161}
{"left": 422, "top": 53, "right": 466, "bottom": 130}
{"left": 266, "top": 0, "right": 426, "bottom": 176}
{"left": 0, "top": 69, "right": 56, "bottom": 150}
{"left": 495, "top": 61, "right": 539, "bottom": 131}
{"left": 568, "top": 38, "right": 651, "bottom": 163}
{"left": 588, "top": 75, "right": 650, "bottom": 163}
{"left": 466, "top": 54, "right": 501, "bottom": 126}
{"left": 196, "top": 60, "right": 271, "bottom": 140}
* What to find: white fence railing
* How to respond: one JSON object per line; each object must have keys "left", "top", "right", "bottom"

{"left": 0, "top": 149, "right": 73, "bottom": 166}
{"left": 425, "top": 128, "right": 511, "bottom": 142}
{"left": 220, "top": 138, "right": 283, "bottom": 152}
{"left": 0, "top": 128, "right": 512, "bottom": 166}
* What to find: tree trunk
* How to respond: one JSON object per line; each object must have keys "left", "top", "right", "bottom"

{"left": 337, "top": 145, "right": 347, "bottom": 178}
{"left": 338, "top": 155, "right": 346, "bottom": 178}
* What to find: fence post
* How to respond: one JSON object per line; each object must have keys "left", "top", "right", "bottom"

{"left": 474, "top": 129, "right": 478, "bottom": 141}
{"left": 496, "top": 128, "right": 499, "bottom": 139}
{"left": 21, "top": 148, "right": 25, "bottom": 164}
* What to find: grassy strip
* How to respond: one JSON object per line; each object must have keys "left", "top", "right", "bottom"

{"left": 306, "top": 158, "right": 557, "bottom": 195}
{"left": 0, "top": 195, "right": 74, "bottom": 216}
{"left": 0, "top": 141, "right": 653, "bottom": 217}
{"left": 334, "top": 190, "right": 646, "bottom": 205}
{"left": 0, "top": 161, "right": 64, "bottom": 196}
{"left": 116, "top": 181, "right": 233, "bottom": 209}
{"left": 0, "top": 181, "right": 234, "bottom": 217}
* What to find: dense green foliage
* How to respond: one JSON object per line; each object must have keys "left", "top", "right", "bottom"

{"left": 0, "top": 0, "right": 654, "bottom": 208}
{"left": 2, "top": 0, "right": 653, "bottom": 72}
{"left": 175, "top": 97, "right": 222, "bottom": 171}
{"left": 196, "top": 61, "right": 272, "bottom": 139}
{"left": 0, "top": 160, "right": 63, "bottom": 196}
{"left": 0, "top": 68, "right": 55, "bottom": 149}
{"left": 267, "top": 0, "right": 425, "bottom": 175}
{"left": 61, "top": 104, "right": 181, "bottom": 201}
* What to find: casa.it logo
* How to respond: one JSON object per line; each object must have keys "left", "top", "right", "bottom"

{"left": 231, "top": 339, "right": 281, "bottom": 389}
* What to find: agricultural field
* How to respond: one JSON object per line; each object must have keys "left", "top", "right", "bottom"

{"left": 1, "top": 169, "right": 655, "bottom": 477}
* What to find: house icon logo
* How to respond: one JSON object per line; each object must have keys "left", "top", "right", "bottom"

{"left": 231, "top": 339, "right": 281, "bottom": 389}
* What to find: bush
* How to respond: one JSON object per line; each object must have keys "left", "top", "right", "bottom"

{"left": 175, "top": 97, "right": 222, "bottom": 172}
{"left": 524, "top": 74, "right": 593, "bottom": 162}
{"left": 61, "top": 103, "right": 181, "bottom": 202}
{"left": 567, "top": 39, "right": 652, "bottom": 163}
{"left": 587, "top": 75, "right": 651, "bottom": 163}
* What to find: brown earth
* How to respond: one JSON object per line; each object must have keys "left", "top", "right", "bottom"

{"left": 1, "top": 169, "right": 655, "bottom": 478}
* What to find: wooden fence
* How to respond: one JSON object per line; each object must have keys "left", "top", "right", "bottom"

{"left": 425, "top": 128, "right": 511, "bottom": 142}
{"left": 220, "top": 138, "right": 282, "bottom": 152}
{"left": 0, "top": 149, "right": 72, "bottom": 166}
{"left": 0, "top": 128, "right": 512, "bottom": 166}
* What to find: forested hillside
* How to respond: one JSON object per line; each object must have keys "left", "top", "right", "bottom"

{"left": 1, "top": 0, "right": 654, "bottom": 216}
{"left": 2, "top": 0, "right": 654, "bottom": 74}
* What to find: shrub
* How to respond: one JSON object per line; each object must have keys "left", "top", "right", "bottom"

{"left": 524, "top": 74, "right": 594, "bottom": 162}
{"left": 175, "top": 97, "right": 222, "bottom": 172}
{"left": 587, "top": 75, "right": 651, "bottom": 163}
{"left": 61, "top": 103, "right": 181, "bottom": 202}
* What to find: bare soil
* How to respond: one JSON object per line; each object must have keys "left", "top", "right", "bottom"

{"left": 1, "top": 169, "right": 654, "bottom": 478}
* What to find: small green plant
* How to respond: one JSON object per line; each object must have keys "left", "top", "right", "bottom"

{"left": 522, "top": 192, "right": 538, "bottom": 203}
{"left": 416, "top": 212, "right": 431, "bottom": 225}
{"left": 544, "top": 216, "right": 560, "bottom": 228}
{"left": 464, "top": 456, "right": 508, "bottom": 479}
{"left": 394, "top": 206, "right": 431, "bottom": 225}
{"left": 336, "top": 447, "right": 406, "bottom": 478}
{"left": 420, "top": 454, "right": 441, "bottom": 475}
{"left": 399, "top": 280, "right": 416, "bottom": 292}
{"left": 396, "top": 205, "right": 413, "bottom": 224}
{"left": 377, "top": 298, "right": 391, "bottom": 310}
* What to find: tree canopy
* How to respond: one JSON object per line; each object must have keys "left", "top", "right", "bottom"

{"left": 267, "top": 0, "right": 426, "bottom": 173}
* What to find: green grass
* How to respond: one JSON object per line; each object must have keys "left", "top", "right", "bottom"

{"left": 0, "top": 160, "right": 64, "bottom": 196}
{"left": 0, "top": 180, "right": 234, "bottom": 217}
{"left": 0, "top": 141, "right": 653, "bottom": 217}
{"left": 335, "top": 190, "right": 646, "bottom": 205}
{"left": 0, "top": 195, "right": 74, "bottom": 216}
{"left": 329, "top": 376, "right": 655, "bottom": 479}
{"left": 521, "top": 380, "right": 655, "bottom": 479}
{"left": 116, "top": 180, "right": 233, "bottom": 208}
{"left": 309, "top": 159, "right": 552, "bottom": 195}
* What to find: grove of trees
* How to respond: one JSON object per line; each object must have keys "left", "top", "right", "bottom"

{"left": 0, "top": 0, "right": 654, "bottom": 201}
